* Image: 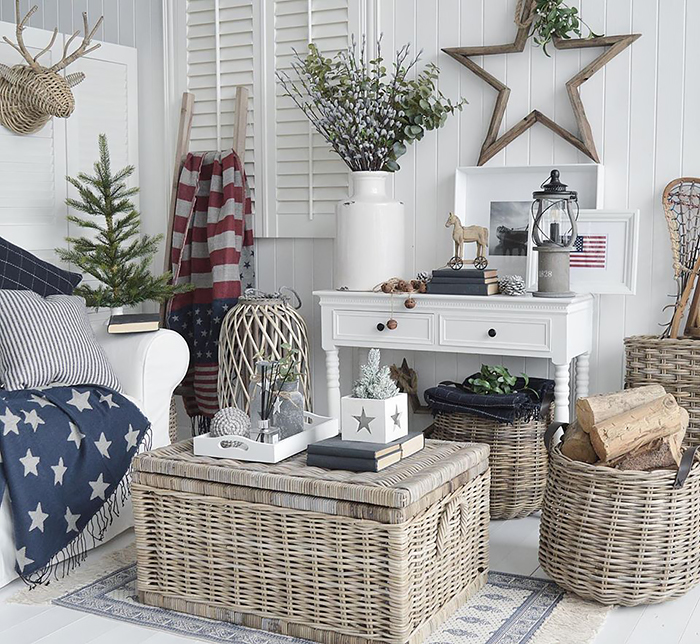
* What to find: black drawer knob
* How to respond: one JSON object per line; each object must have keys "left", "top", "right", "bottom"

{"left": 377, "top": 323, "right": 385, "bottom": 332}
{"left": 488, "top": 328, "right": 497, "bottom": 338}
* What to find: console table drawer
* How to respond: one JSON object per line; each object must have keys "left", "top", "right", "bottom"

{"left": 439, "top": 315, "right": 551, "bottom": 353}
{"left": 333, "top": 310, "right": 434, "bottom": 346}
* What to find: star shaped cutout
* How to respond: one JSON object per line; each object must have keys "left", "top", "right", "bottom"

{"left": 22, "top": 409, "right": 44, "bottom": 432}
{"left": 29, "top": 393, "right": 53, "bottom": 408}
{"left": 125, "top": 424, "right": 140, "bottom": 451}
{"left": 442, "top": 4, "right": 640, "bottom": 165}
{"left": 64, "top": 507, "right": 81, "bottom": 533}
{"left": 272, "top": 397, "right": 284, "bottom": 416}
{"left": 0, "top": 408, "right": 21, "bottom": 436}
{"left": 391, "top": 406, "right": 402, "bottom": 429}
{"left": 19, "top": 448, "right": 40, "bottom": 477}
{"left": 353, "top": 407, "right": 375, "bottom": 434}
{"left": 88, "top": 473, "right": 110, "bottom": 501}
{"left": 94, "top": 432, "right": 112, "bottom": 459}
{"left": 98, "top": 393, "right": 119, "bottom": 408}
{"left": 28, "top": 502, "right": 49, "bottom": 532}
{"left": 15, "top": 547, "right": 34, "bottom": 572}
{"left": 66, "top": 389, "right": 92, "bottom": 412}
{"left": 67, "top": 422, "right": 85, "bottom": 449}
{"left": 51, "top": 457, "right": 67, "bottom": 485}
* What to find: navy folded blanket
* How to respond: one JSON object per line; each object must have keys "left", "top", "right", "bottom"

{"left": 425, "top": 376, "right": 554, "bottom": 424}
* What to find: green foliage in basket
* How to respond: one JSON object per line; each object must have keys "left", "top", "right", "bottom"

{"left": 467, "top": 365, "right": 537, "bottom": 397}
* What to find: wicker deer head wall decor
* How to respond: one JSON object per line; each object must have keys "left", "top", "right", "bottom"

{"left": 0, "top": 1, "right": 103, "bottom": 135}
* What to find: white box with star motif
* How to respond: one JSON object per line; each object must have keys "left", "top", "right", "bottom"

{"left": 340, "top": 392, "right": 408, "bottom": 444}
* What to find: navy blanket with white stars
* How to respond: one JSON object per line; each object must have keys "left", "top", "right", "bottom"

{"left": 0, "top": 385, "right": 149, "bottom": 581}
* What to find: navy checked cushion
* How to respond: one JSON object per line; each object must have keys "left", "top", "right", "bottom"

{"left": 0, "top": 237, "right": 82, "bottom": 296}
{"left": 0, "top": 290, "right": 121, "bottom": 391}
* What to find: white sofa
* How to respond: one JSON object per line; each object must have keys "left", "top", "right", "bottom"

{"left": 0, "top": 327, "right": 190, "bottom": 588}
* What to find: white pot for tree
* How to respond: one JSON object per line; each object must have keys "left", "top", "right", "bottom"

{"left": 335, "top": 171, "right": 406, "bottom": 291}
{"left": 341, "top": 392, "right": 408, "bottom": 444}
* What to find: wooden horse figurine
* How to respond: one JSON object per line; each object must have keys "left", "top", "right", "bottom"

{"left": 445, "top": 212, "right": 489, "bottom": 269}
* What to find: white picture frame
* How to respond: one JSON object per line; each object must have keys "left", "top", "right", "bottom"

{"left": 453, "top": 164, "right": 603, "bottom": 276}
{"left": 526, "top": 209, "right": 640, "bottom": 295}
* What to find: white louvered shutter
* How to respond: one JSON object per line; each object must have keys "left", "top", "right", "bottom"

{"left": 183, "top": 0, "right": 354, "bottom": 238}
{"left": 266, "top": 0, "right": 352, "bottom": 238}
{"left": 185, "top": 0, "right": 258, "bottom": 208}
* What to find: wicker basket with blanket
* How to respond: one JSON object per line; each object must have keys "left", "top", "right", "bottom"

{"left": 426, "top": 376, "right": 554, "bottom": 520}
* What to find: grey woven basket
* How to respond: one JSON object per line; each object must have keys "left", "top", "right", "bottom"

{"left": 539, "top": 442, "right": 700, "bottom": 605}
{"left": 625, "top": 335, "right": 700, "bottom": 446}
{"left": 432, "top": 410, "right": 549, "bottom": 519}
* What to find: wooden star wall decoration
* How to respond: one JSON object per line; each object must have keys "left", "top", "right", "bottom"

{"left": 442, "top": 3, "right": 641, "bottom": 165}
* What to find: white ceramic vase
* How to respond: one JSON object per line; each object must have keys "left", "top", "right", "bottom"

{"left": 335, "top": 171, "right": 406, "bottom": 290}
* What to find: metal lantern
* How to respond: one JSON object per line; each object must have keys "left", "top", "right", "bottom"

{"left": 531, "top": 169, "right": 579, "bottom": 298}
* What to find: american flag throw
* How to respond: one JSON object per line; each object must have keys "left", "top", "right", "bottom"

{"left": 167, "top": 151, "right": 254, "bottom": 425}
{"left": 571, "top": 234, "right": 607, "bottom": 269}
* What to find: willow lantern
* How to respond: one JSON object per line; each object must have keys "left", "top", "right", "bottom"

{"left": 531, "top": 169, "right": 579, "bottom": 298}
{"left": 218, "top": 289, "right": 312, "bottom": 414}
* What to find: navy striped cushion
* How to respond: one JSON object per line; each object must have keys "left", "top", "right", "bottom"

{"left": 0, "top": 290, "right": 121, "bottom": 391}
{"left": 0, "top": 237, "right": 82, "bottom": 296}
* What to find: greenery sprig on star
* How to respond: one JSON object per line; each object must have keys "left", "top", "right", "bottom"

{"left": 528, "top": 0, "right": 602, "bottom": 56}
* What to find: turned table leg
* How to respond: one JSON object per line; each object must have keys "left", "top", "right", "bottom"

{"left": 576, "top": 352, "right": 590, "bottom": 401}
{"left": 325, "top": 348, "right": 341, "bottom": 419}
{"left": 553, "top": 362, "right": 571, "bottom": 424}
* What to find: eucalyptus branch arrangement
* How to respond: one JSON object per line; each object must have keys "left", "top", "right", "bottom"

{"left": 522, "top": 0, "right": 602, "bottom": 56}
{"left": 277, "top": 37, "right": 466, "bottom": 172}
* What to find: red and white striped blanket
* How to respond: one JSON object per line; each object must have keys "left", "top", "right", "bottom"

{"left": 167, "top": 150, "right": 254, "bottom": 425}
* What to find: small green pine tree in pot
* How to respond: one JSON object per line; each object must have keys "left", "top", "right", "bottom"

{"left": 341, "top": 349, "right": 408, "bottom": 444}
{"left": 56, "top": 134, "right": 191, "bottom": 311}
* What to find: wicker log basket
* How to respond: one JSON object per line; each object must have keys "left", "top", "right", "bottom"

{"left": 539, "top": 439, "right": 700, "bottom": 605}
{"left": 432, "top": 410, "right": 550, "bottom": 519}
{"left": 625, "top": 335, "right": 700, "bottom": 446}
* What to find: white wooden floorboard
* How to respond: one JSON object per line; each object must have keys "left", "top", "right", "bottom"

{"left": 32, "top": 613, "right": 128, "bottom": 644}
{"left": 0, "top": 603, "right": 52, "bottom": 633}
{"left": 621, "top": 589, "right": 700, "bottom": 644}
{"left": 489, "top": 515, "right": 541, "bottom": 577}
{"left": 0, "top": 606, "right": 85, "bottom": 644}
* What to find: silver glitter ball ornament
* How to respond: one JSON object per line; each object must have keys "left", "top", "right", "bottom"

{"left": 210, "top": 407, "right": 251, "bottom": 438}
{"left": 498, "top": 275, "right": 527, "bottom": 296}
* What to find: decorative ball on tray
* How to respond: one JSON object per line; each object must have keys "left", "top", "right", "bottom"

{"left": 211, "top": 407, "right": 251, "bottom": 438}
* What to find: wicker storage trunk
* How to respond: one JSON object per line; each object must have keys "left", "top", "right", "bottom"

{"left": 539, "top": 443, "right": 700, "bottom": 605}
{"left": 625, "top": 335, "right": 700, "bottom": 446}
{"left": 131, "top": 440, "right": 490, "bottom": 644}
{"left": 432, "top": 411, "right": 549, "bottom": 519}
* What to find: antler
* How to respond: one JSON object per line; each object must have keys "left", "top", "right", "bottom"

{"left": 2, "top": 0, "right": 42, "bottom": 72}
{"left": 50, "top": 12, "right": 103, "bottom": 73}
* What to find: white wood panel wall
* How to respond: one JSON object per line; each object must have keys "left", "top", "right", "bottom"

{"left": 0, "top": 0, "right": 170, "bottom": 281}
{"left": 254, "top": 0, "right": 699, "bottom": 416}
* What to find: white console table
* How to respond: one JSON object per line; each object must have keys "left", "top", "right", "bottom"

{"left": 314, "top": 290, "right": 594, "bottom": 424}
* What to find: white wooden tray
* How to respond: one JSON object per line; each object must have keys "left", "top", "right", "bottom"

{"left": 193, "top": 412, "right": 338, "bottom": 463}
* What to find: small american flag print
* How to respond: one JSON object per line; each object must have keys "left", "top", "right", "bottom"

{"left": 571, "top": 234, "right": 607, "bottom": 269}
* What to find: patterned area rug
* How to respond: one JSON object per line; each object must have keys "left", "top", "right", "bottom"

{"left": 46, "top": 562, "right": 609, "bottom": 644}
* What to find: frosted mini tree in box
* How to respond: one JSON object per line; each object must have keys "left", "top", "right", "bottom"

{"left": 342, "top": 349, "right": 408, "bottom": 444}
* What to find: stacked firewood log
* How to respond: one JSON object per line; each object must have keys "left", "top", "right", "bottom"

{"left": 561, "top": 385, "right": 689, "bottom": 470}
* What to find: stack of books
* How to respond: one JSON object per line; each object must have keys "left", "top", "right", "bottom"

{"left": 426, "top": 268, "right": 499, "bottom": 296}
{"left": 108, "top": 312, "right": 160, "bottom": 334}
{"left": 307, "top": 432, "right": 424, "bottom": 472}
